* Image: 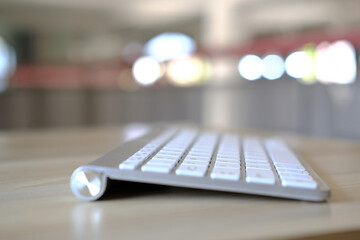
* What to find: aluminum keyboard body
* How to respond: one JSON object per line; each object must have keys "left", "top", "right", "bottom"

{"left": 70, "top": 125, "right": 330, "bottom": 202}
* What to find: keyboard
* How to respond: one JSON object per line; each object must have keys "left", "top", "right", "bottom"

{"left": 70, "top": 125, "right": 330, "bottom": 202}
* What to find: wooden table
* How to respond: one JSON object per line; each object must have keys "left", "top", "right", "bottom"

{"left": 1, "top": 126, "right": 360, "bottom": 240}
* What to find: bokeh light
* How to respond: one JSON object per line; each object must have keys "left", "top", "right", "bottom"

{"left": 262, "top": 54, "right": 285, "bottom": 80}
{"left": 132, "top": 56, "right": 163, "bottom": 86}
{"left": 298, "top": 44, "right": 316, "bottom": 84}
{"left": 0, "top": 37, "right": 16, "bottom": 92}
{"left": 238, "top": 55, "right": 264, "bottom": 81}
{"left": 166, "top": 56, "right": 211, "bottom": 86}
{"left": 285, "top": 51, "right": 313, "bottom": 79}
{"left": 144, "top": 32, "right": 196, "bottom": 62}
{"left": 315, "top": 40, "right": 357, "bottom": 84}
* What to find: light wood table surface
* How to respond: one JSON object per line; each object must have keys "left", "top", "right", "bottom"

{"left": 1, "top": 125, "right": 360, "bottom": 240}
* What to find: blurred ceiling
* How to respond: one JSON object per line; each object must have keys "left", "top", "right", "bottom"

{"left": 1, "top": 0, "right": 360, "bottom": 63}
{"left": 1, "top": 0, "right": 359, "bottom": 35}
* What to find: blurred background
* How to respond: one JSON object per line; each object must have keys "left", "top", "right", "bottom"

{"left": 0, "top": 0, "right": 360, "bottom": 139}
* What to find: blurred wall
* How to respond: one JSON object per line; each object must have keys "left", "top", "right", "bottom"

{"left": 1, "top": 77, "right": 360, "bottom": 140}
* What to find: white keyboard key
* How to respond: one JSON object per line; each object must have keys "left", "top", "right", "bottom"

{"left": 274, "top": 163, "right": 305, "bottom": 170}
{"left": 217, "top": 149, "right": 239, "bottom": 155}
{"left": 218, "top": 147, "right": 238, "bottom": 151}
{"left": 217, "top": 156, "right": 240, "bottom": 161}
{"left": 182, "top": 159, "right": 210, "bottom": 165}
{"left": 266, "top": 141, "right": 302, "bottom": 165}
{"left": 217, "top": 154, "right": 239, "bottom": 160}
{"left": 185, "top": 155, "right": 212, "bottom": 162}
{"left": 245, "top": 161, "right": 270, "bottom": 166}
{"left": 147, "top": 159, "right": 177, "bottom": 166}
{"left": 244, "top": 157, "right": 269, "bottom": 162}
{"left": 214, "top": 162, "right": 240, "bottom": 169}
{"left": 281, "top": 178, "right": 318, "bottom": 189}
{"left": 119, "top": 161, "right": 141, "bottom": 170}
{"left": 146, "top": 159, "right": 175, "bottom": 166}
{"left": 210, "top": 168, "right": 240, "bottom": 181}
{"left": 152, "top": 155, "right": 180, "bottom": 161}
{"left": 244, "top": 159, "right": 269, "bottom": 164}
{"left": 127, "top": 156, "right": 147, "bottom": 162}
{"left": 277, "top": 168, "right": 309, "bottom": 174}
{"left": 156, "top": 151, "right": 181, "bottom": 157}
{"left": 219, "top": 153, "right": 240, "bottom": 157}
{"left": 244, "top": 152, "right": 267, "bottom": 158}
{"left": 141, "top": 163, "right": 173, "bottom": 173}
{"left": 279, "top": 173, "right": 313, "bottom": 181}
{"left": 245, "top": 163, "right": 271, "bottom": 170}
{"left": 163, "top": 147, "right": 185, "bottom": 152}
{"left": 187, "top": 152, "right": 213, "bottom": 158}
{"left": 244, "top": 151, "right": 266, "bottom": 156}
{"left": 176, "top": 165, "right": 208, "bottom": 177}
{"left": 181, "top": 160, "right": 209, "bottom": 167}
{"left": 215, "top": 158, "right": 240, "bottom": 164}
{"left": 270, "top": 155, "right": 299, "bottom": 164}
{"left": 133, "top": 150, "right": 151, "bottom": 156}
{"left": 246, "top": 169, "right": 275, "bottom": 185}
{"left": 189, "top": 148, "right": 212, "bottom": 152}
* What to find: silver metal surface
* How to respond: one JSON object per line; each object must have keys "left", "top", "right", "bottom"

{"left": 70, "top": 167, "right": 107, "bottom": 201}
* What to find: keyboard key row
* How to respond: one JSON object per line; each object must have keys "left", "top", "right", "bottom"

{"left": 246, "top": 169, "right": 275, "bottom": 185}
{"left": 119, "top": 128, "right": 178, "bottom": 170}
{"left": 176, "top": 132, "right": 218, "bottom": 177}
{"left": 265, "top": 139, "right": 318, "bottom": 189}
{"left": 243, "top": 138, "right": 275, "bottom": 185}
{"left": 142, "top": 130, "right": 198, "bottom": 173}
{"left": 210, "top": 134, "right": 240, "bottom": 181}
{"left": 119, "top": 129, "right": 319, "bottom": 190}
